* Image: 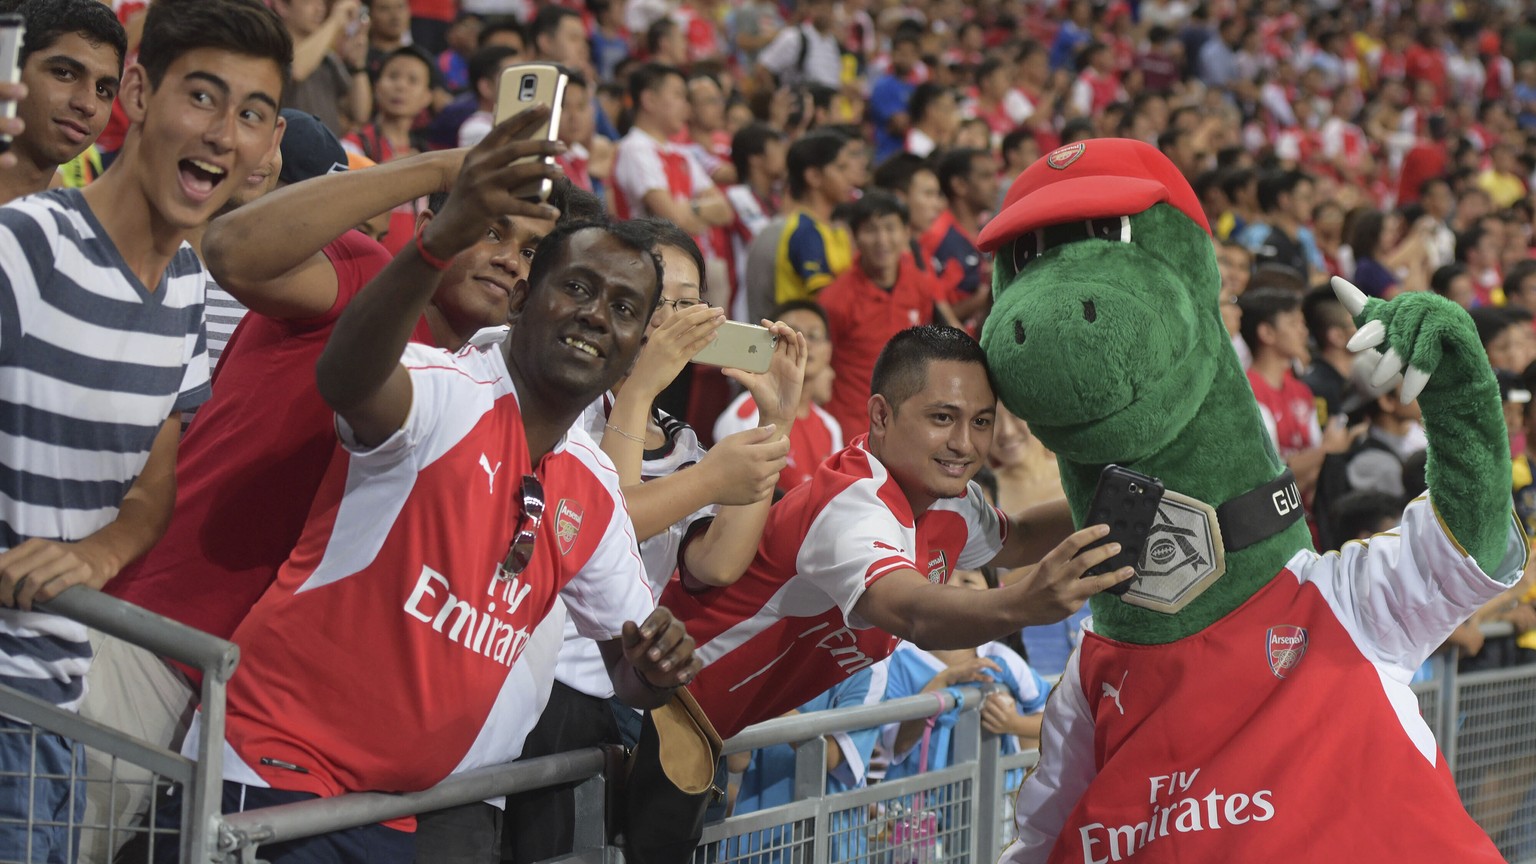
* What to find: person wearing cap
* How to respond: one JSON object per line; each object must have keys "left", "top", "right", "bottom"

{"left": 87, "top": 110, "right": 565, "bottom": 848}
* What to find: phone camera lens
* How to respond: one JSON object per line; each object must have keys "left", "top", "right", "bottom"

{"left": 1129, "top": 482, "right": 1141, "bottom": 494}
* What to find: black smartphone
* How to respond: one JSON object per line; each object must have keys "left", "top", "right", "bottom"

{"left": 1082, "top": 464, "right": 1165, "bottom": 594}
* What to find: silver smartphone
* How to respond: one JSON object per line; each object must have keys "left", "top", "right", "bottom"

{"left": 692, "top": 321, "right": 777, "bottom": 374}
{"left": 0, "top": 15, "right": 24, "bottom": 156}
{"left": 493, "top": 63, "right": 567, "bottom": 203}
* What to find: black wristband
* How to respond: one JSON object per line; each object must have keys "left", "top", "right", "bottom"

{"left": 633, "top": 663, "right": 679, "bottom": 694}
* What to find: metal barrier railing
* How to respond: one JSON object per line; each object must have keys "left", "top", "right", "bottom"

{"left": 0, "top": 587, "right": 235, "bottom": 864}
{"left": 2, "top": 590, "right": 1534, "bottom": 864}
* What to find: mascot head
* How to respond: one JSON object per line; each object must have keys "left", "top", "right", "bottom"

{"left": 977, "top": 140, "right": 1227, "bottom": 466}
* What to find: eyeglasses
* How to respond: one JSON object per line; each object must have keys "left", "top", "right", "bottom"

{"left": 657, "top": 297, "right": 706, "bottom": 311}
{"left": 497, "top": 474, "right": 545, "bottom": 582}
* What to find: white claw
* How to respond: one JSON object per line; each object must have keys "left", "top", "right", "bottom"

{"left": 1354, "top": 348, "right": 1383, "bottom": 379}
{"left": 1400, "top": 366, "right": 1430, "bottom": 404}
{"left": 1332, "top": 275, "right": 1368, "bottom": 317}
{"left": 1347, "top": 319, "right": 1386, "bottom": 353}
{"left": 1371, "top": 348, "right": 1404, "bottom": 388}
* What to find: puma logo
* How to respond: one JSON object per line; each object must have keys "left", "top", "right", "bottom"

{"left": 479, "top": 454, "right": 502, "bottom": 494}
{"left": 1101, "top": 671, "right": 1127, "bottom": 716}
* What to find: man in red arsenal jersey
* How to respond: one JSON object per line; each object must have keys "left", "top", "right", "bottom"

{"left": 665, "top": 326, "right": 1134, "bottom": 741}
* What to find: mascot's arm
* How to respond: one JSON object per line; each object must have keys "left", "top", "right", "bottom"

{"left": 1335, "top": 278, "right": 1522, "bottom": 580}
{"left": 1002, "top": 649, "right": 1098, "bottom": 864}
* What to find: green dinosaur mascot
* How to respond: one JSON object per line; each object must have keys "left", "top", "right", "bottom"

{"left": 975, "top": 139, "right": 1528, "bottom": 863}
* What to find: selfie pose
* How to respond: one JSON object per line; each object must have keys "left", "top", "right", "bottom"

{"left": 978, "top": 139, "right": 1523, "bottom": 864}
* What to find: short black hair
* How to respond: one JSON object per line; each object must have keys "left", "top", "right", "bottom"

{"left": 634, "top": 216, "right": 705, "bottom": 300}
{"left": 139, "top": 0, "right": 292, "bottom": 96}
{"left": 1505, "top": 259, "right": 1536, "bottom": 298}
{"left": 468, "top": 45, "right": 519, "bottom": 89}
{"left": 1237, "top": 287, "right": 1302, "bottom": 354}
{"left": 891, "top": 31, "right": 921, "bottom": 52}
{"left": 872, "top": 151, "right": 933, "bottom": 195}
{"left": 1301, "top": 285, "right": 1351, "bottom": 344}
{"left": 1429, "top": 263, "right": 1468, "bottom": 297}
{"left": 975, "top": 56, "right": 1007, "bottom": 87}
{"left": 935, "top": 147, "right": 985, "bottom": 200}
{"left": 1330, "top": 490, "right": 1403, "bottom": 545}
{"left": 1000, "top": 128, "right": 1034, "bottom": 158}
{"left": 644, "top": 18, "right": 677, "bottom": 57}
{"left": 786, "top": 128, "right": 850, "bottom": 200}
{"left": 1471, "top": 306, "right": 1531, "bottom": 348}
{"left": 1456, "top": 224, "right": 1489, "bottom": 263}
{"left": 529, "top": 4, "right": 581, "bottom": 52}
{"left": 847, "top": 189, "right": 908, "bottom": 233}
{"left": 477, "top": 15, "right": 524, "bottom": 49}
{"left": 376, "top": 45, "right": 437, "bottom": 88}
{"left": 871, "top": 325, "right": 991, "bottom": 408}
{"left": 773, "top": 299, "right": 829, "bottom": 330}
{"left": 0, "top": 0, "right": 126, "bottom": 69}
{"left": 1347, "top": 209, "right": 1388, "bottom": 258}
{"left": 627, "top": 61, "right": 684, "bottom": 110}
{"left": 730, "top": 122, "right": 784, "bottom": 181}
{"left": 907, "top": 82, "right": 951, "bottom": 125}
{"left": 527, "top": 219, "right": 664, "bottom": 314}
{"left": 1256, "top": 169, "right": 1311, "bottom": 213}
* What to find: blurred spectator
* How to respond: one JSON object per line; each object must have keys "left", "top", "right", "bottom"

{"left": 1301, "top": 286, "right": 1358, "bottom": 422}
{"left": 365, "top": 0, "right": 412, "bottom": 74}
{"left": 454, "top": 46, "right": 522, "bottom": 148}
{"left": 724, "top": 122, "right": 787, "bottom": 318}
{"left": 1473, "top": 306, "right": 1536, "bottom": 374}
{"left": 928, "top": 148, "right": 996, "bottom": 324}
{"left": 716, "top": 301, "right": 841, "bottom": 493}
{"left": 1068, "top": 42, "right": 1125, "bottom": 118}
{"left": 1430, "top": 262, "right": 1477, "bottom": 309}
{"left": 996, "top": 129, "right": 1041, "bottom": 209}
{"left": 0, "top": 0, "right": 125, "bottom": 205}
{"left": 726, "top": 0, "right": 783, "bottom": 72}
{"left": 1049, "top": 0, "right": 1095, "bottom": 73}
{"left": 1238, "top": 170, "right": 1318, "bottom": 286}
{"left": 611, "top": 64, "right": 734, "bottom": 239}
{"left": 685, "top": 73, "right": 734, "bottom": 186}
{"left": 276, "top": 0, "right": 371, "bottom": 138}
{"left": 1458, "top": 222, "right": 1506, "bottom": 306}
{"left": 589, "top": 0, "right": 631, "bottom": 81}
{"left": 1504, "top": 260, "right": 1536, "bottom": 313}
{"left": 819, "top": 191, "right": 939, "bottom": 436}
{"left": 988, "top": 406, "right": 1063, "bottom": 517}
{"left": 433, "top": 11, "right": 482, "bottom": 92}
{"left": 343, "top": 46, "right": 436, "bottom": 253}
{"left": 1241, "top": 287, "right": 1358, "bottom": 495}
{"left": 1198, "top": 16, "right": 1243, "bottom": 89}
{"left": 1349, "top": 208, "right": 1432, "bottom": 297}
{"left": 904, "top": 81, "right": 958, "bottom": 157}
{"left": 556, "top": 71, "right": 614, "bottom": 196}
{"left": 1477, "top": 143, "right": 1530, "bottom": 209}
{"left": 869, "top": 31, "right": 921, "bottom": 161}
{"left": 529, "top": 4, "right": 591, "bottom": 74}
{"left": 1338, "top": 385, "right": 1427, "bottom": 501}
{"left": 1418, "top": 177, "right": 1459, "bottom": 269}
{"left": 757, "top": 0, "right": 843, "bottom": 90}
{"left": 744, "top": 128, "right": 855, "bottom": 322}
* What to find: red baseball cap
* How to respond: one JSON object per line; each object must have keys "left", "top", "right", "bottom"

{"left": 977, "top": 138, "right": 1211, "bottom": 254}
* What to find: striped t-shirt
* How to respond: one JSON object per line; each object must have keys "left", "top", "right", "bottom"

{"left": 0, "top": 188, "right": 211, "bottom": 709}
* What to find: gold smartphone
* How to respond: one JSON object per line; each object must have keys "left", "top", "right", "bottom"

{"left": 691, "top": 321, "right": 777, "bottom": 374}
{"left": 492, "top": 63, "right": 568, "bottom": 202}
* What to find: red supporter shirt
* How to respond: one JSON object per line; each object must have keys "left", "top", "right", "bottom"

{"left": 217, "top": 337, "right": 652, "bottom": 807}
{"left": 1245, "top": 367, "right": 1321, "bottom": 458}
{"left": 712, "top": 391, "right": 844, "bottom": 492}
{"left": 108, "top": 234, "right": 431, "bottom": 648}
{"left": 819, "top": 253, "right": 938, "bottom": 437}
{"left": 663, "top": 436, "right": 1006, "bottom": 738}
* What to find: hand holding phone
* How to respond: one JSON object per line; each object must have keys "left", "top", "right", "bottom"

{"left": 691, "top": 320, "right": 778, "bottom": 374}
{"left": 1080, "top": 465, "right": 1165, "bottom": 595}
{"left": 493, "top": 64, "right": 568, "bottom": 203}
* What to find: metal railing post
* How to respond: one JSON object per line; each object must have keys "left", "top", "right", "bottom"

{"left": 1440, "top": 645, "right": 1460, "bottom": 774}
{"left": 794, "top": 736, "right": 828, "bottom": 863}
{"left": 975, "top": 729, "right": 1002, "bottom": 864}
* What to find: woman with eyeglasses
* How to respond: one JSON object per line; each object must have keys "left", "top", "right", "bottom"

{"left": 503, "top": 218, "right": 808, "bottom": 864}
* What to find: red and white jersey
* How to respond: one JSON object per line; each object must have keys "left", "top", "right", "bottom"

{"left": 611, "top": 127, "right": 714, "bottom": 221}
{"left": 212, "top": 335, "right": 653, "bottom": 807}
{"left": 1004, "top": 495, "right": 1527, "bottom": 864}
{"left": 1247, "top": 367, "right": 1321, "bottom": 457}
{"left": 714, "top": 391, "right": 843, "bottom": 492}
{"left": 663, "top": 436, "right": 1007, "bottom": 738}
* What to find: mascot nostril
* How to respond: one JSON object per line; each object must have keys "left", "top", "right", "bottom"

{"left": 977, "top": 137, "right": 1526, "bottom": 864}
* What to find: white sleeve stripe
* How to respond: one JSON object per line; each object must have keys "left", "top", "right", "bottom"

{"left": 865, "top": 556, "right": 917, "bottom": 585}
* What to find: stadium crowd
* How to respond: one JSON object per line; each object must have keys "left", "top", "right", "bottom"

{"left": 2, "top": 0, "right": 1536, "bottom": 861}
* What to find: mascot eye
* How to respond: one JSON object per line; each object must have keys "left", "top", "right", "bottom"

{"left": 1012, "top": 230, "right": 1045, "bottom": 271}
{"left": 1087, "top": 216, "right": 1132, "bottom": 243}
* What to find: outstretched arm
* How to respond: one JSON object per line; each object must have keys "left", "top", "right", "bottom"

{"left": 853, "top": 526, "right": 1132, "bottom": 650}
{"left": 315, "top": 109, "right": 562, "bottom": 448}
{"left": 204, "top": 149, "right": 466, "bottom": 319}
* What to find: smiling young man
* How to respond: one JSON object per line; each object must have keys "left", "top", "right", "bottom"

{"left": 662, "top": 325, "right": 1135, "bottom": 742}
{"left": 0, "top": 0, "right": 290, "bottom": 858}
{"left": 0, "top": 0, "right": 126, "bottom": 203}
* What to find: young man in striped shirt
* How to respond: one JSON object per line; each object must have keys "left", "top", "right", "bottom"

{"left": 0, "top": 0, "right": 290, "bottom": 857}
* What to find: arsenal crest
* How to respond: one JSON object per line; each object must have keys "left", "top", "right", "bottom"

{"left": 1047, "top": 142, "right": 1086, "bottom": 170}
{"left": 926, "top": 550, "right": 948, "bottom": 583}
{"left": 1266, "top": 625, "right": 1308, "bottom": 679}
{"left": 555, "top": 499, "right": 583, "bottom": 556}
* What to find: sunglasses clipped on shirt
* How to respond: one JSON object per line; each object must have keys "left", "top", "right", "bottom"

{"left": 497, "top": 474, "right": 545, "bottom": 582}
